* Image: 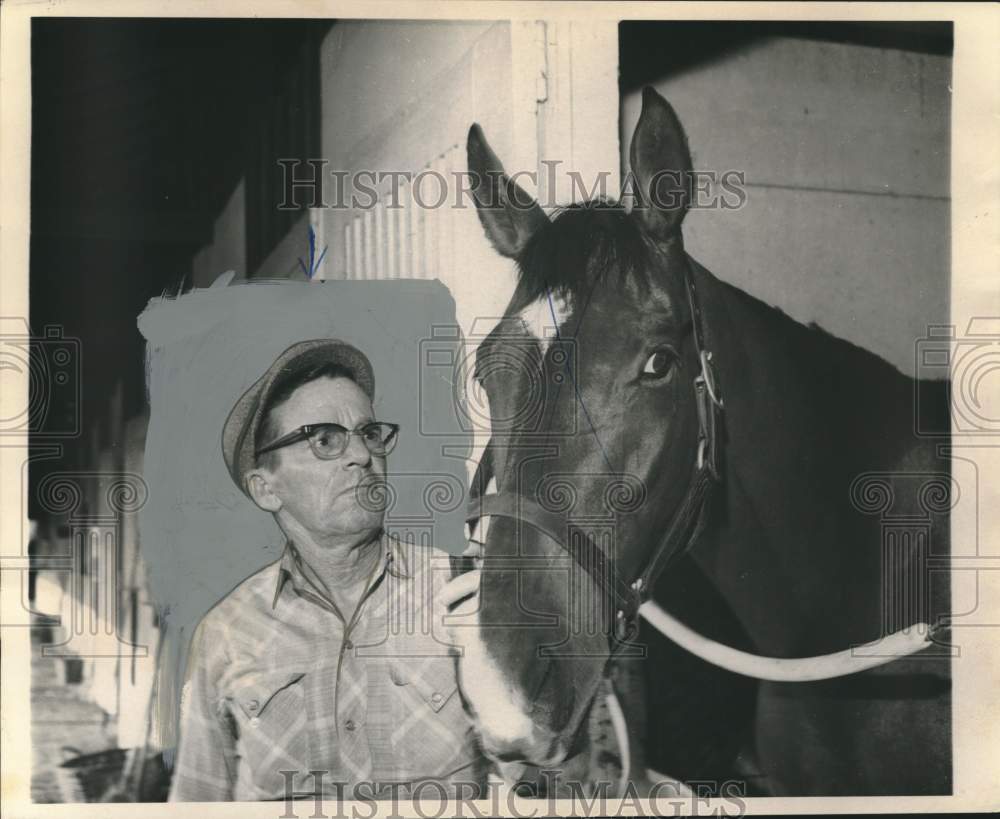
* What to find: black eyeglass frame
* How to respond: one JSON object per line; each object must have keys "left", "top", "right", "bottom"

{"left": 254, "top": 422, "right": 400, "bottom": 460}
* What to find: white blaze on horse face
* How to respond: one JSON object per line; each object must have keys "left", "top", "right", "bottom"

{"left": 516, "top": 292, "right": 573, "bottom": 356}
{"left": 457, "top": 604, "right": 548, "bottom": 758}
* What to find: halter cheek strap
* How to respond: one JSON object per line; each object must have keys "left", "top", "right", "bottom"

{"left": 468, "top": 491, "right": 647, "bottom": 642}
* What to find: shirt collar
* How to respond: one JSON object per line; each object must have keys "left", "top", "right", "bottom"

{"left": 272, "top": 531, "right": 395, "bottom": 610}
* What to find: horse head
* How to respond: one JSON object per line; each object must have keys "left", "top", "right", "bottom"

{"left": 460, "top": 88, "right": 709, "bottom": 768}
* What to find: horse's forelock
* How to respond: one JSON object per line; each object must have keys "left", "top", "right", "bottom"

{"left": 511, "top": 201, "right": 656, "bottom": 311}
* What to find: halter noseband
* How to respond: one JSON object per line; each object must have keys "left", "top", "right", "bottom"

{"left": 463, "top": 258, "right": 725, "bottom": 652}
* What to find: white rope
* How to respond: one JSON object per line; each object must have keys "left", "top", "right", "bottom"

{"left": 639, "top": 600, "right": 933, "bottom": 682}
{"left": 604, "top": 687, "right": 631, "bottom": 796}
{"left": 606, "top": 684, "right": 692, "bottom": 798}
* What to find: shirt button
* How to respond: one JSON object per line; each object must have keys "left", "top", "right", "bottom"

{"left": 430, "top": 692, "right": 443, "bottom": 705}
{"left": 343, "top": 639, "right": 354, "bottom": 650}
{"left": 248, "top": 699, "right": 260, "bottom": 711}
{"left": 345, "top": 719, "right": 357, "bottom": 732}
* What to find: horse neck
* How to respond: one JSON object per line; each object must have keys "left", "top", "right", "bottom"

{"left": 683, "top": 258, "right": 918, "bottom": 653}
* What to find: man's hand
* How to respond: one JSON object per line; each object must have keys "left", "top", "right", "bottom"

{"left": 437, "top": 540, "right": 483, "bottom": 648}
{"left": 439, "top": 568, "right": 480, "bottom": 609}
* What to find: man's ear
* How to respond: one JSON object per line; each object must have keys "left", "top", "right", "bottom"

{"left": 245, "top": 469, "right": 283, "bottom": 513}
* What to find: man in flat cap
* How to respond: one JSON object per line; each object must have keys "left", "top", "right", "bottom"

{"left": 169, "top": 339, "right": 486, "bottom": 802}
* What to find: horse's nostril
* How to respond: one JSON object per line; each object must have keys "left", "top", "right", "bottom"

{"left": 479, "top": 726, "right": 567, "bottom": 770}
{"left": 484, "top": 741, "right": 531, "bottom": 765}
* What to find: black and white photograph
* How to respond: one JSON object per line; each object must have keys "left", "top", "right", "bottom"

{"left": 1, "top": 2, "right": 998, "bottom": 815}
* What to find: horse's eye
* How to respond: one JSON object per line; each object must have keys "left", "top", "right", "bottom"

{"left": 642, "top": 348, "right": 676, "bottom": 379}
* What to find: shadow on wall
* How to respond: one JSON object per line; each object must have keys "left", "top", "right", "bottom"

{"left": 136, "top": 277, "right": 472, "bottom": 758}
{"left": 619, "top": 21, "right": 953, "bottom": 91}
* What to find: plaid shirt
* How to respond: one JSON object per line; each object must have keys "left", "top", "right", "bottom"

{"left": 169, "top": 533, "right": 486, "bottom": 801}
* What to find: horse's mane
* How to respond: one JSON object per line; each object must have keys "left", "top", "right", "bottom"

{"left": 720, "top": 271, "right": 919, "bottom": 386}
{"left": 711, "top": 270, "right": 952, "bottom": 457}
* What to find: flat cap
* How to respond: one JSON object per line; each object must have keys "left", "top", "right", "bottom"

{"left": 221, "top": 339, "right": 375, "bottom": 494}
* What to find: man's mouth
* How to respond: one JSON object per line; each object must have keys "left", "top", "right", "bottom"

{"left": 339, "top": 476, "right": 388, "bottom": 509}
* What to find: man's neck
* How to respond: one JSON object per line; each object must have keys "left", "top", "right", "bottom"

{"left": 307, "top": 531, "right": 381, "bottom": 586}
{"left": 283, "top": 523, "right": 384, "bottom": 609}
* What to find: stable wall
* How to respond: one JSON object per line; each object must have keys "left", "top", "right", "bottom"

{"left": 315, "top": 20, "right": 620, "bottom": 335}
{"left": 190, "top": 179, "right": 246, "bottom": 287}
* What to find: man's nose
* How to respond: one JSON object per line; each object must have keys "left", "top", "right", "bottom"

{"left": 342, "top": 432, "right": 373, "bottom": 468}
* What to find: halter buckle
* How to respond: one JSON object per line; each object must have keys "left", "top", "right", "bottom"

{"left": 699, "top": 350, "right": 723, "bottom": 409}
{"left": 694, "top": 356, "right": 724, "bottom": 481}
{"left": 614, "top": 609, "right": 638, "bottom": 642}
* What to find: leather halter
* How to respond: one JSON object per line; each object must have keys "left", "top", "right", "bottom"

{"left": 463, "top": 258, "right": 725, "bottom": 652}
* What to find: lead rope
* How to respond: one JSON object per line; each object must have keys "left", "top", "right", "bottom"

{"left": 639, "top": 601, "right": 934, "bottom": 682}
{"left": 464, "top": 451, "right": 935, "bottom": 681}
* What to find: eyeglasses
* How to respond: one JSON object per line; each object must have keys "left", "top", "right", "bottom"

{"left": 255, "top": 422, "right": 400, "bottom": 460}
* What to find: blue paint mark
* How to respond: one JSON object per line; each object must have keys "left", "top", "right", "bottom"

{"left": 298, "top": 226, "right": 328, "bottom": 280}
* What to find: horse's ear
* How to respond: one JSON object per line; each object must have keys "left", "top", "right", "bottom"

{"left": 628, "top": 87, "right": 692, "bottom": 239}
{"left": 467, "top": 124, "right": 549, "bottom": 258}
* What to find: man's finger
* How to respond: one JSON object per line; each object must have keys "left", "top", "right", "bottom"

{"left": 449, "top": 596, "right": 479, "bottom": 618}
{"left": 438, "top": 569, "right": 481, "bottom": 609}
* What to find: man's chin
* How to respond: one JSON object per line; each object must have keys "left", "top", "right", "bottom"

{"left": 325, "top": 504, "right": 385, "bottom": 535}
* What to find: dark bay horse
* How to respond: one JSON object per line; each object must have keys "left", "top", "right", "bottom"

{"left": 455, "top": 87, "right": 951, "bottom": 796}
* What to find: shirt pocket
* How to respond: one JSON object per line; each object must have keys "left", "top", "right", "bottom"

{"left": 388, "top": 656, "right": 458, "bottom": 712}
{"left": 387, "top": 656, "right": 476, "bottom": 779}
{"left": 229, "top": 670, "right": 311, "bottom": 796}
